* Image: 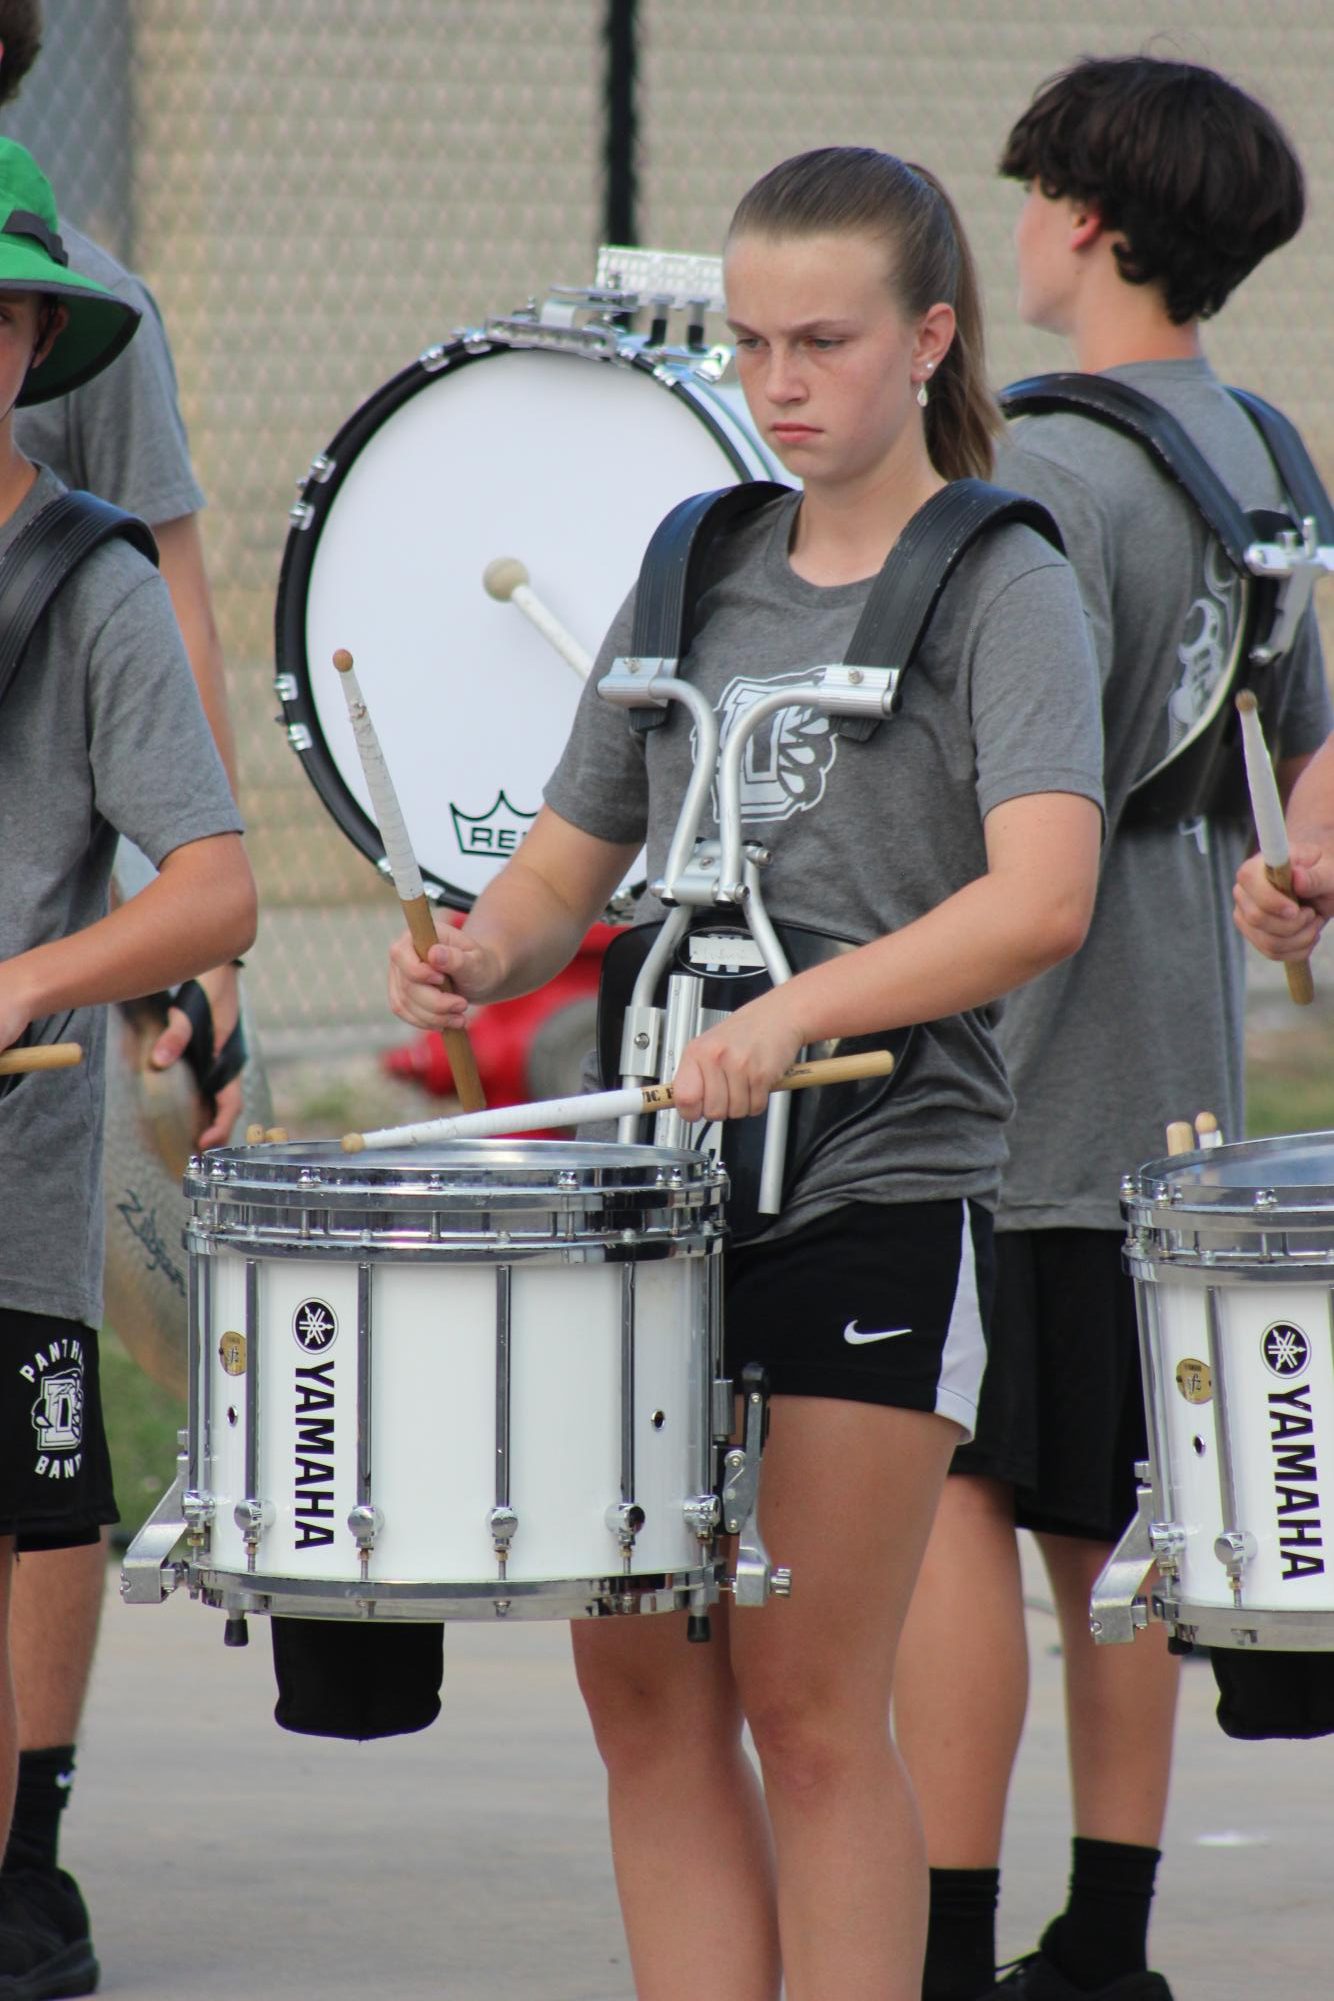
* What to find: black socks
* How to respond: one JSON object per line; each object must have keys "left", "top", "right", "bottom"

{"left": 2, "top": 1744, "right": 76, "bottom": 1875}
{"left": 924, "top": 1865, "right": 1001, "bottom": 2001}
{"left": 1039, "top": 1837, "right": 1162, "bottom": 1989}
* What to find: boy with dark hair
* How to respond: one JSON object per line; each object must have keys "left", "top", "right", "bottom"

{"left": 895, "top": 54, "right": 1331, "bottom": 2001}
{"left": 0, "top": 134, "right": 255, "bottom": 2000}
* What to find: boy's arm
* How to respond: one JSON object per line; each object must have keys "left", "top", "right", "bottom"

{"left": 0, "top": 832, "right": 256, "bottom": 1054}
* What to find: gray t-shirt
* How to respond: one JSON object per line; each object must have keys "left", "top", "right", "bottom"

{"left": 994, "top": 359, "right": 1332, "bottom": 1232}
{"left": 546, "top": 489, "right": 1104, "bottom": 1233}
{"left": 15, "top": 224, "right": 205, "bottom": 526}
{"left": 0, "top": 468, "right": 241, "bottom": 1328}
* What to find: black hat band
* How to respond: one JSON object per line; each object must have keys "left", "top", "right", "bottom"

{"left": 1, "top": 209, "right": 68, "bottom": 267}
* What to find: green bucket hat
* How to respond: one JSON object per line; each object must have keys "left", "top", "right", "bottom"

{"left": 0, "top": 137, "right": 140, "bottom": 404}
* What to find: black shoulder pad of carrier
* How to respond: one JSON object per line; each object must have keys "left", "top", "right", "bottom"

{"left": 625, "top": 475, "right": 1062, "bottom": 739}
{"left": 0, "top": 489, "right": 158, "bottom": 713}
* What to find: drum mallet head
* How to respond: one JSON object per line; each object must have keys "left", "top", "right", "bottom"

{"left": 482, "top": 557, "right": 530, "bottom": 602}
{"left": 332, "top": 647, "right": 354, "bottom": 674}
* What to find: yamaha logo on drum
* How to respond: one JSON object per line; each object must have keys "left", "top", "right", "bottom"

{"left": 1261, "top": 1322, "right": 1311, "bottom": 1378}
{"left": 293, "top": 1299, "right": 338, "bottom": 1354}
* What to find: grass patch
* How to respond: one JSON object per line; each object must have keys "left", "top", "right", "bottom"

{"left": 1246, "top": 1023, "right": 1334, "bottom": 1142}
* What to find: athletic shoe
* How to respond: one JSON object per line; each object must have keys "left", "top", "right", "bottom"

{"left": 984, "top": 1950, "right": 1174, "bottom": 2000}
{"left": 0, "top": 1867, "right": 99, "bottom": 1998}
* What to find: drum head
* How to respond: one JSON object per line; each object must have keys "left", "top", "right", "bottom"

{"left": 276, "top": 342, "right": 787, "bottom": 909}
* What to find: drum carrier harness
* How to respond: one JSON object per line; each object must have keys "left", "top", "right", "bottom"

{"left": 596, "top": 477, "right": 1062, "bottom": 1242}
{"left": 1000, "top": 373, "right": 1334, "bottom": 828}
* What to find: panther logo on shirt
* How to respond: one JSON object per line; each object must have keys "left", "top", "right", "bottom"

{"left": 710, "top": 671, "right": 838, "bottom": 825}
{"left": 1166, "top": 541, "right": 1241, "bottom": 749}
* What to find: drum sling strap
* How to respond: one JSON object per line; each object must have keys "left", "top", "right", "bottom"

{"left": 603, "top": 478, "right": 1063, "bottom": 1240}
{"left": 0, "top": 488, "right": 158, "bottom": 711}
{"left": 1001, "top": 372, "right": 1334, "bottom": 827}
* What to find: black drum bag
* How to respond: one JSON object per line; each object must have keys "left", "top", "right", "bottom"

{"left": 1210, "top": 1645, "right": 1334, "bottom": 1742}
{"left": 271, "top": 1616, "right": 444, "bottom": 1741}
{"left": 597, "top": 916, "right": 915, "bottom": 1243}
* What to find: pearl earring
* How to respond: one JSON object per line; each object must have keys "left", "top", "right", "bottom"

{"left": 916, "top": 380, "right": 929, "bottom": 408}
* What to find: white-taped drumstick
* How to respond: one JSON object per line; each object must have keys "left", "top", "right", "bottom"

{"left": 341, "top": 1047, "right": 895, "bottom": 1153}
{"left": 1236, "top": 690, "right": 1315, "bottom": 1006}
{"left": 1194, "top": 1111, "right": 1222, "bottom": 1150}
{"left": 332, "top": 649, "right": 486, "bottom": 1112}
{"left": 0, "top": 1041, "right": 81, "bottom": 1076}
{"left": 482, "top": 558, "right": 592, "bottom": 680}
{"left": 1165, "top": 1121, "right": 1196, "bottom": 1157}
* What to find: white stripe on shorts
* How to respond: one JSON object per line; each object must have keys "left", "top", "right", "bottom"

{"left": 935, "top": 1203, "right": 987, "bottom": 1438}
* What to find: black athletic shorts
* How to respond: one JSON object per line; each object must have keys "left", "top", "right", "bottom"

{"left": 724, "top": 1199, "right": 994, "bottom": 1436}
{"left": 951, "top": 1227, "right": 1146, "bottom": 1542}
{"left": 0, "top": 1310, "right": 119, "bottom": 1552}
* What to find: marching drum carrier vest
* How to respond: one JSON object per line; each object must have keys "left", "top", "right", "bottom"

{"left": 599, "top": 478, "right": 1063, "bottom": 1241}
{"left": 1001, "top": 374, "right": 1334, "bottom": 829}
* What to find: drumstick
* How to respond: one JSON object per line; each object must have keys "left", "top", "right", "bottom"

{"left": 1236, "top": 690, "right": 1314, "bottom": 1006}
{"left": 1165, "top": 1120, "right": 1196, "bottom": 1157}
{"left": 0, "top": 1041, "right": 82, "bottom": 1076}
{"left": 482, "top": 558, "right": 592, "bottom": 680}
{"left": 1194, "top": 1111, "right": 1222, "bottom": 1150}
{"left": 332, "top": 648, "right": 486, "bottom": 1112}
{"left": 342, "top": 1047, "right": 895, "bottom": 1153}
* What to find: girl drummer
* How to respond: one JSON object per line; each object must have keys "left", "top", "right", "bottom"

{"left": 390, "top": 147, "right": 1104, "bottom": 2001}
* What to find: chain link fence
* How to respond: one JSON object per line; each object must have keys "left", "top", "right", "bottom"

{"left": 7, "top": 1, "right": 1333, "bottom": 1089}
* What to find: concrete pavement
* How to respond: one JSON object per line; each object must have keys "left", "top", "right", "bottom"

{"left": 59, "top": 1552, "right": 1331, "bottom": 1999}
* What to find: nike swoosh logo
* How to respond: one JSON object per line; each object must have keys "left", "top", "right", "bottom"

{"left": 843, "top": 1321, "right": 913, "bottom": 1345}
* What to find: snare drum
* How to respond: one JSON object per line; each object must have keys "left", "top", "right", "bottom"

{"left": 127, "top": 1138, "right": 731, "bottom": 1623}
{"left": 274, "top": 335, "right": 789, "bottom": 911}
{"left": 1101, "top": 1133, "right": 1334, "bottom": 1650}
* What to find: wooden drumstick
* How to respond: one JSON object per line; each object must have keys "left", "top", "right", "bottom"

{"left": 0, "top": 1041, "right": 82, "bottom": 1076}
{"left": 1165, "top": 1120, "right": 1196, "bottom": 1157}
{"left": 1236, "top": 691, "right": 1315, "bottom": 1006}
{"left": 343, "top": 1047, "right": 895, "bottom": 1152}
{"left": 1194, "top": 1111, "right": 1222, "bottom": 1151}
{"left": 332, "top": 648, "right": 486, "bottom": 1112}
{"left": 482, "top": 557, "right": 592, "bottom": 680}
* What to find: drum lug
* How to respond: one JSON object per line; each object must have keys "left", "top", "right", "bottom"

{"left": 605, "top": 1501, "right": 646, "bottom": 1555}
{"left": 234, "top": 1497, "right": 274, "bottom": 1571}
{"left": 489, "top": 1505, "right": 519, "bottom": 1565}
{"left": 182, "top": 1487, "right": 217, "bottom": 1547}
{"left": 347, "top": 1504, "right": 384, "bottom": 1580}
{"left": 286, "top": 722, "right": 313, "bottom": 754}
{"left": 721, "top": 1364, "right": 792, "bottom": 1609}
{"left": 1214, "top": 1528, "right": 1258, "bottom": 1593}
{"left": 683, "top": 1494, "right": 721, "bottom": 1542}
{"left": 1148, "top": 1520, "right": 1187, "bottom": 1575}
{"left": 288, "top": 500, "right": 315, "bottom": 531}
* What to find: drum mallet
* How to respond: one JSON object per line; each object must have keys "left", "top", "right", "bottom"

{"left": 0, "top": 1041, "right": 82, "bottom": 1076}
{"left": 1236, "top": 690, "right": 1315, "bottom": 1006}
{"left": 482, "top": 558, "right": 592, "bottom": 681}
{"left": 343, "top": 1048, "right": 894, "bottom": 1151}
{"left": 332, "top": 648, "right": 486, "bottom": 1112}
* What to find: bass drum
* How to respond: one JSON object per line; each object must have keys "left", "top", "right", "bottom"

{"left": 103, "top": 995, "right": 272, "bottom": 1400}
{"left": 274, "top": 337, "right": 790, "bottom": 910}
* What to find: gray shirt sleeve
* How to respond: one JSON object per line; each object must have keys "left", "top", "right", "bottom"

{"left": 86, "top": 566, "right": 241, "bottom": 862}
{"left": 544, "top": 588, "right": 648, "bottom": 844}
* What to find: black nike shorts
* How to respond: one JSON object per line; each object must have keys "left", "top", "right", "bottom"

{"left": 0, "top": 1310, "right": 120, "bottom": 1552}
{"left": 950, "top": 1227, "right": 1147, "bottom": 1541}
{"left": 723, "top": 1198, "right": 994, "bottom": 1435}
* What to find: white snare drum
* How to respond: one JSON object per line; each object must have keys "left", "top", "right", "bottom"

{"left": 125, "top": 1138, "right": 743, "bottom": 1623}
{"left": 1095, "top": 1133, "right": 1334, "bottom": 1650}
{"left": 274, "top": 333, "right": 789, "bottom": 911}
